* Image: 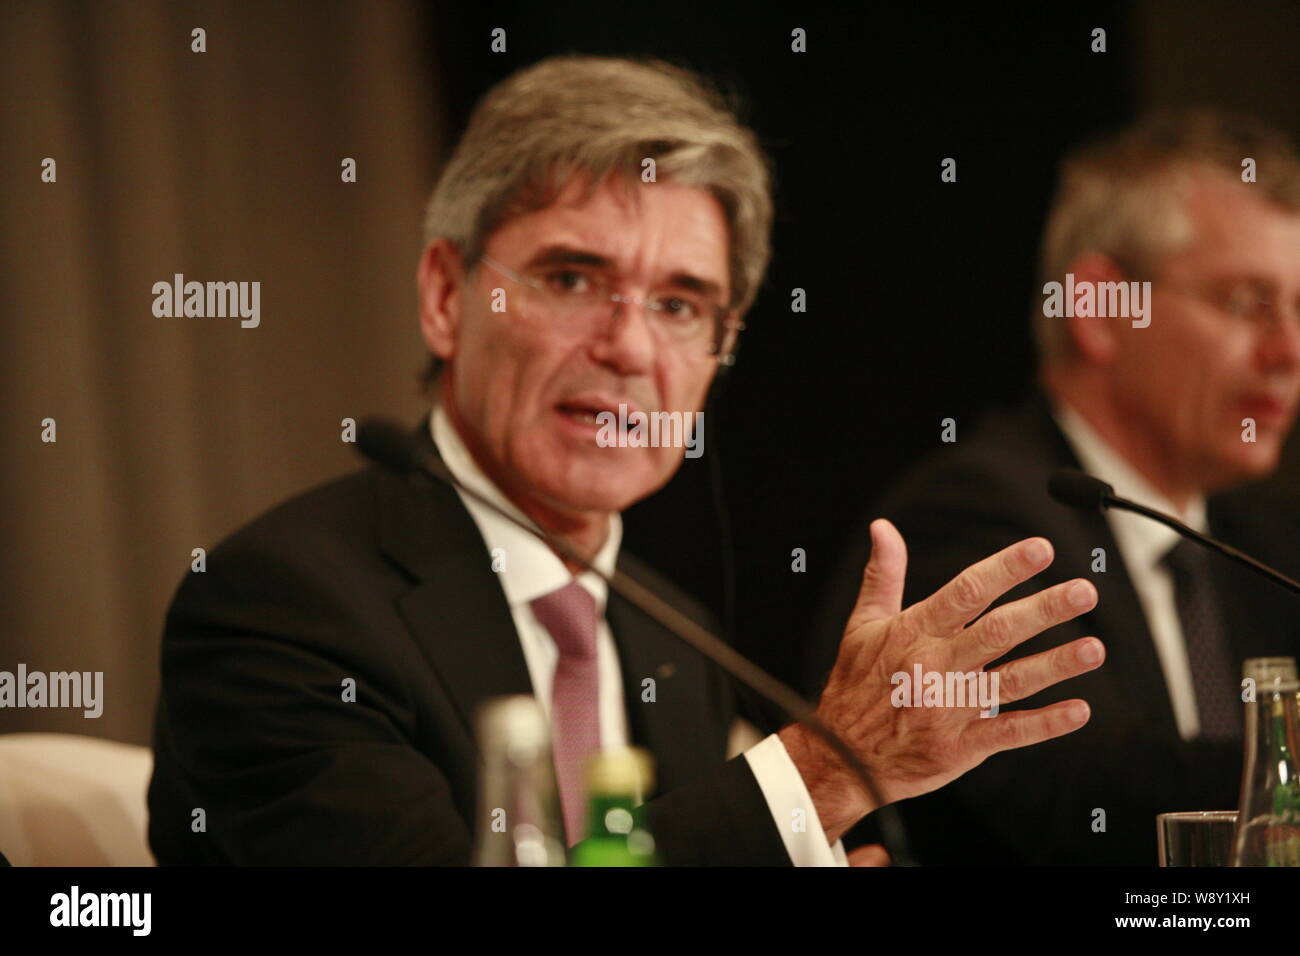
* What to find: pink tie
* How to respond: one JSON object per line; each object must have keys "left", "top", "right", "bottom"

{"left": 530, "top": 581, "right": 601, "bottom": 845}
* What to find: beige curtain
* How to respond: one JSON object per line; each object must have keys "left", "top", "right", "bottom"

{"left": 0, "top": 0, "right": 443, "bottom": 745}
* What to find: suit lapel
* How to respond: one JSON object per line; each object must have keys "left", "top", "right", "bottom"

{"left": 1206, "top": 497, "right": 1300, "bottom": 664}
{"left": 378, "top": 419, "right": 534, "bottom": 742}
{"left": 376, "top": 415, "right": 724, "bottom": 786}
{"left": 1025, "top": 400, "right": 1180, "bottom": 732}
{"left": 605, "top": 573, "right": 720, "bottom": 794}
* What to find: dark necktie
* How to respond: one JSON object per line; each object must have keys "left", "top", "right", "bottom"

{"left": 1162, "top": 538, "right": 1242, "bottom": 742}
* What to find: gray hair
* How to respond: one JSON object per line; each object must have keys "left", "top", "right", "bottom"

{"left": 419, "top": 55, "right": 774, "bottom": 387}
{"left": 1034, "top": 109, "right": 1300, "bottom": 365}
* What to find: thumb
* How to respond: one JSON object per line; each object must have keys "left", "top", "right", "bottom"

{"left": 847, "top": 518, "right": 907, "bottom": 631}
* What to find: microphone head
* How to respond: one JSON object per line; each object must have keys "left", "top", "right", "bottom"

{"left": 356, "top": 419, "right": 417, "bottom": 474}
{"left": 1048, "top": 468, "right": 1115, "bottom": 512}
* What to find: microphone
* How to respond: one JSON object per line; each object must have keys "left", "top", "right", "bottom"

{"left": 1047, "top": 469, "right": 1114, "bottom": 512}
{"left": 1048, "top": 468, "right": 1300, "bottom": 597}
{"left": 356, "top": 417, "right": 916, "bottom": 865}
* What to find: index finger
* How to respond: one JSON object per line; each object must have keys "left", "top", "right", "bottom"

{"left": 907, "top": 537, "right": 1054, "bottom": 636}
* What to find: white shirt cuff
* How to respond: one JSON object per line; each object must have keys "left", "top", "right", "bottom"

{"left": 743, "top": 733, "right": 848, "bottom": 866}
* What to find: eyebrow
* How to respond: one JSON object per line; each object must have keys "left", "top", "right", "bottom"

{"left": 518, "top": 244, "right": 726, "bottom": 300}
{"left": 1199, "top": 271, "right": 1295, "bottom": 293}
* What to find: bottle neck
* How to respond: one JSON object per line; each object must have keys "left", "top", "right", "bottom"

{"left": 472, "top": 747, "right": 566, "bottom": 866}
{"left": 585, "top": 792, "right": 639, "bottom": 839}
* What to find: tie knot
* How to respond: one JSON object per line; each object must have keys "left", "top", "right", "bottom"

{"left": 530, "top": 581, "right": 599, "bottom": 659}
{"left": 1162, "top": 537, "right": 1207, "bottom": 577}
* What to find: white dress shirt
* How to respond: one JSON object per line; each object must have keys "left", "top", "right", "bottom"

{"left": 1053, "top": 401, "right": 1210, "bottom": 741}
{"left": 430, "top": 402, "right": 847, "bottom": 865}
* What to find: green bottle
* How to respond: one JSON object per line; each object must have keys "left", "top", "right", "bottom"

{"left": 1233, "top": 658, "right": 1300, "bottom": 866}
{"left": 569, "top": 747, "right": 659, "bottom": 867}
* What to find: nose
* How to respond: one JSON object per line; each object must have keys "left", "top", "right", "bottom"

{"left": 1256, "top": 307, "right": 1300, "bottom": 372}
{"left": 587, "top": 299, "right": 657, "bottom": 375}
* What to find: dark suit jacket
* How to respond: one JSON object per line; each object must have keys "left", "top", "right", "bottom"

{"left": 817, "top": 395, "right": 1300, "bottom": 865}
{"left": 148, "top": 420, "right": 792, "bottom": 865}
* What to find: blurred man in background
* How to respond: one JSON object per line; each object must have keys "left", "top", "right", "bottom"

{"left": 825, "top": 110, "right": 1300, "bottom": 864}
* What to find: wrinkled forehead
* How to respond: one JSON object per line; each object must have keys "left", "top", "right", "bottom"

{"left": 1171, "top": 171, "right": 1300, "bottom": 278}
{"left": 486, "top": 171, "right": 733, "bottom": 298}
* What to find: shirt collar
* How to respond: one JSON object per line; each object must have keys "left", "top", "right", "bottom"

{"left": 429, "top": 399, "right": 621, "bottom": 612}
{"left": 1052, "top": 399, "right": 1208, "bottom": 571}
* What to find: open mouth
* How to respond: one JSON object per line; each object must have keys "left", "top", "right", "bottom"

{"left": 555, "top": 402, "right": 607, "bottom": 427}
{"left": 554, "top": 397, "right": 644, "bottom": 431}
{"left": 1239, "top": 395, "right": 1289, "bottom": 421}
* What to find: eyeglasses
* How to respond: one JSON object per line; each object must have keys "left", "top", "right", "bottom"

{"left": 476, "top": 254, "right": 745, "bottom": 366}
{"left": 1157, "top": 277, "right": 1300, "bottom": 334}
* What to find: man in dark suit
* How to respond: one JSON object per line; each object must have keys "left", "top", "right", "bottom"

{"left": 824, "top": 111, "right": 1300, "bottom": 865}
{"left": 148, "top": 55, "right": 1106, "bottom": 865}
{"left": 147, "top": 421, "right": 791, "bottom": 864}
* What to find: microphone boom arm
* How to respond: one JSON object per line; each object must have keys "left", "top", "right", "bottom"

{"left": 1109, "top": 492, "right": 1300, "bottom": 596}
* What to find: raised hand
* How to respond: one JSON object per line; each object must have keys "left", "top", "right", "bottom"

{"left": 780, "top": 518, "right": 1105, "bottom": 844}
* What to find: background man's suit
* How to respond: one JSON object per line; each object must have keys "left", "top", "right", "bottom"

{"left": 148, "top": 419, "right": 792, "bottom": 865}
{"left": 818, "top": 395, "right": 1300, "bottom": 865}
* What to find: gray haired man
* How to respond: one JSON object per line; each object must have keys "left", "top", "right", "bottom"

{"left": 149, "top": 56, "right": 1103, "bottom": 865}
